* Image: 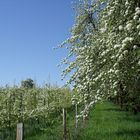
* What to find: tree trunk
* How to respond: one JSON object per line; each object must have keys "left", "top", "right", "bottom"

{"left": 75, "top": 104, "right": 78, "bottom": 129}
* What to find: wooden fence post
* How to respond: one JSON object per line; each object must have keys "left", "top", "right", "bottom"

{"left": 16, "top": 123, "right": 23, "bottom": 140}
{"left": 63, "top": 108, "right": 67, "bottom": 140}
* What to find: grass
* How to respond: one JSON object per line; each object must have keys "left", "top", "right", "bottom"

{"left": 77, "top": 102, "right": 140, "bottom": 140}
{"left": 27, "top": 102, "right": 140, "bottom": 140}
{"left": 26, "top": 108, "right": 75, "bottom": 140}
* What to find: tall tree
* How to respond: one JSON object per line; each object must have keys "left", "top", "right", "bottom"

{"left": 60, "top": 0, "right": 140, "bottom": 114}
{"left": 21, "top": 78, "right": 35, "bottom": 89}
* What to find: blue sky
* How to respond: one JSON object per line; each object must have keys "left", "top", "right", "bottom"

{"left": 0, "top": 0, "right": 74, "bottom": 86}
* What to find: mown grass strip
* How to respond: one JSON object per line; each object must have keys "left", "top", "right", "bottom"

{"left": 78, "top": 102, "right": 140, "bottom": 140}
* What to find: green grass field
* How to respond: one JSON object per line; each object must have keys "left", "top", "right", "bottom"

{"left": 28, "top": 102, "right": 140, "bottom": 140}
{"left": 78, "top": 102, "right": 140, "bottom": 140}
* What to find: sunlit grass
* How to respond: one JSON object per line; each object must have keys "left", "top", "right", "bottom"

{"left": 77, "top": 102, "right": 140, "bottom": 140}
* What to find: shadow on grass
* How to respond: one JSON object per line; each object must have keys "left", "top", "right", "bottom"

{"left": 98, "top": 108, "right": 123, "bottom": 112}
{"left": 121, "top": 115, "right": 140, "bottom": 122}
{"left": 115, "top": 129, "right": 140, "bottom": 137}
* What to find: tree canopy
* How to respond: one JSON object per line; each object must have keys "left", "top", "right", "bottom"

{"left": 21, "top": 78, "right": 35, "bottom": 89}
{"left": 60, "top": 0, "right": 140, "bottom": 114}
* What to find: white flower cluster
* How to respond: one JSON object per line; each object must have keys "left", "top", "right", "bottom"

{"left": 114, "top": 44, "right": 121, "bottom": 49}
{"left": 133, "top": 7, "right": 140, "bottom": 21}
{"left": 100, "top": 27, "right": 106, "bottom": 33}
{"left": 125, "top": 22, "right": 132, "bottom": 31}
{"left": 122, "top": 37, "right": 133, "bottom": 45}
{"left": 135, "top": 7, "right": 140, "bottom": 15}
{"left": 119, "top": 25, "right": 123, "bottom": 31}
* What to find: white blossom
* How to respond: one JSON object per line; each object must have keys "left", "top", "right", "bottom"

{"left": 133, "top": 15, "right": 139, "bottom": 20}
{"left": 119, "top": 25, "right": 123, "bottom": 31}
{"left": 126, "top": 23, "right": 132, "bottom": 31}
{"left": 114, "top": 44, "right": 121, "bottom": 49}
{"left": 135, "top": 8, "right": 140, "bottom": 15}
{"left": 137, "top": 24, "right": 140, "bottom": 30}
{"left": 100, "top": 28, "right": 106, "bottom": 33}
{"left": 123, "top": 50, "right": 128, "bottom": 56}
{"left": 133, "top": 45, "right": 138, "bottom": 49}
{"left": 135, "top": 7, "right": 140, "bottom": 12}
